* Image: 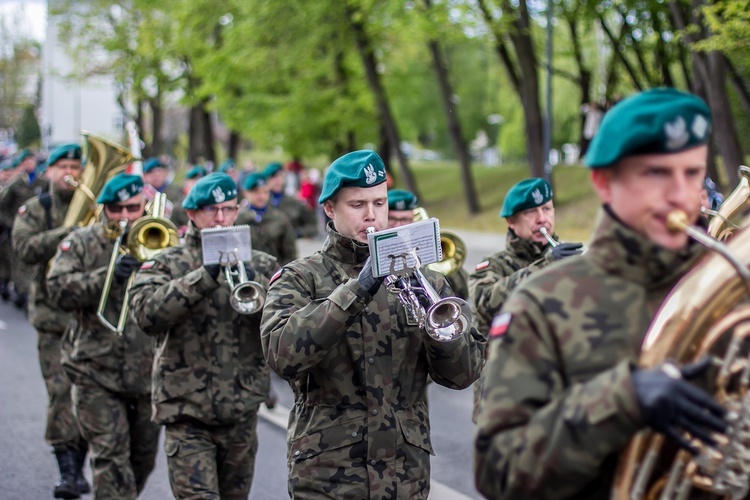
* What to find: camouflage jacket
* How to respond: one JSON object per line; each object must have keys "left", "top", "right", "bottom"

{"left": 0, "top": 173, "right": 48, "bottom": 228}
{"left": 261, "top": 223, "right": 484, "bottom": 499}
{"left": 236, "top": 204, "right": 298, "bottom": 265}
{"left": 47, "top": 223, "right": 155, "bottom": 395}
{"left": 469, "top": 230, "right": 553, "bottom": 336}
{"left": 273, "top": 192, "right": 318, "bottom": 238}
{"left": 11, "top": 185, "right": 74, "bottom": 333}
{"left": 474, "top": 207, "right": 705, "bottom": 499}
{"left": 446, "top": 266, "right": 470, "bottom": 301}
{"left": 129, "top": 224, "right": 279, "bottom": 426}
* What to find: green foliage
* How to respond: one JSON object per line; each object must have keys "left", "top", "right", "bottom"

{"left": 695, "top": 0, "right": 750, "bottom": 65}
{"left": 15, "top": 104, "right": 40, "bottom": 147}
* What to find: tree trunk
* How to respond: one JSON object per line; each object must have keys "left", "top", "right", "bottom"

{"left": 227, "top": 130, "right": 241, "bottom": 161}
{"left": 136, "top": 99, "right": 150, "bottom": 158}
{"left": 149, "top": 97, "right": 163, "bottom": 155}
{"left": 598, "top": 16, "right": 644, "bottom": 91}
{"left": 705, "top": 53, "right": 743, "bottom": 186}
{"left": 188, "top": 104, "right": 205, "bottom": 164}
{"left": 346, "top": 5, "right": 419, "bottom": 198}
{"left": 726, "top": 57, "right": 750, "bottom": 116}
{"left": 564, "top": 15, "right": 592, "bottom": 155}
{"left": 201, "top": 102, "right": 215, "bottom": 165}
{"left": 378, "top": 121, "right": 392, "bottom": 174}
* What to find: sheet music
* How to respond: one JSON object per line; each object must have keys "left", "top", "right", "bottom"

{"left": 201, "top": 225, "right": 252, "bottom": 265}
{"left": 367, "top": 218, "right": 441, "bottom": 278}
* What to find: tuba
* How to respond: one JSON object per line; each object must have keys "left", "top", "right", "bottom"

{"left": 63, "top": 131, "right": 136, "bottom": 229}
{"left": 706, "top": 165, "right": 750, "bottom": 241}
{"left": 413, "top": 207, "right": 466, "bottom": 276}
{"left": 613, "top": 210, "right": 750, "bottom": 499}
{"left": 98, "top": 192, "right": 179, "bottom": 334}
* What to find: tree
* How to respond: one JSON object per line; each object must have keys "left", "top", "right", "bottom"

{"left": 15, "top": 104, "right": 40, "bottom": 147}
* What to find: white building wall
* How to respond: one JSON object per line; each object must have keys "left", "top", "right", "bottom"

{"left": 41, "top": 2, "right": 122, "bottom": 149}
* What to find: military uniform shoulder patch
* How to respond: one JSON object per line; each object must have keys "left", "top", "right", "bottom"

{"left": 141, "top": 260, "right": 155, "bottom": 270}
{"left": 60, "top": 240, "right": 72, "bottom": 252}
{"left": 17, "top": 205, "right": 27, "bottom": 215}
{"left": 490, "top": 313, "right": 512, "bottom": 339}
{"left": 269, "top": 268, "right": 284, "bottom": 285}
{"left": 475, "top": 260, "right": 489, "bottom": 271}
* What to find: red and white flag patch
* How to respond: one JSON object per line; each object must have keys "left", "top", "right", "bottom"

{"left": 269, "top": 268, "right": 283, "bottom": 286}
{"left": 17, "top": 205, "right": 27, "bottom": 216}
{"left": 475, "top": 260, "right": 489, "bottom": 271}
{"left": 141, "top": 260, "right": 155, "bottom": 270}
{"left": 489, "top": 313, "right": 512, "bottom": 339}
{"left": 60, "top": 240, "right": 72, "bottom": 252}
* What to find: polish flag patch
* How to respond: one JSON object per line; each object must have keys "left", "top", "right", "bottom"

{"left": 17, "top": 205, "right": 27, "bottom": 216}
{"left": 60, "top": 240, "right": 72, "bottom": 252}
{"left": 489, "top": 313, "right": 512, "bottom": 339}
{"left": 141, "top": 260, "right": 155, "bottom": 270}
{"left": 269, "top": 268, "right": 284, "bottom": 285}
{"left": 475, "top": 260, "right": 489, "bottom": 271}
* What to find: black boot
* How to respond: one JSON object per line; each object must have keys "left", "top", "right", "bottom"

{"left": 0, "top": 279, "right": 9, "bottom": 301}
{"left": 53, "top": 448, "right": 80, "bottom": 499}
{"left": 74, "top": 443, "right": 90, "bottom": 494}
{"left": 13, "top": 291, "right": 27, "bottom": 312}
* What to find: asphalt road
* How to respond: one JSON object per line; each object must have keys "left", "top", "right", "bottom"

{"left": 0, "top": 228, "right": 504, "bottom": 499}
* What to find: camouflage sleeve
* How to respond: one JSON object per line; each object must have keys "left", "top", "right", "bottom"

{"left": 422, "top": 273, "right": 485, "bottom": 390}
{"left": 12, "top": 204, "right": 70, "bottom": 265}
{"left": 297, "top": 205, "right": 318, "bottom": 238}
{"left": 0, "top": 188, "right": 16, "bottom": 228}
{"left": 248, "top": 251, "right": 280, "bottom": 284}
{"left": 446, "top": 267, "right": 470, "bottom": 301}
{"left": 46, "top": 231, "right": 108, "bottom": 311}
{"left": 469, "top": 261, "right": 516, "bottom": 336}
{"left": 474, "top": 292, "right": 644, "bottom": 499}
{"left": 260, "top": 266, "right": 370, "bottom": 379}
{"left": 129, "top": 256, "right": 220, "bottom": 334}
{"left": 279, "top": 220, "right": 298, "bottom": 266}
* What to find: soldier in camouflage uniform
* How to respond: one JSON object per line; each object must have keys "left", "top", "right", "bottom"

{"left": 11, "top": 144, "right": 89, "bottom": 499}
{"left": 262, "top": 150, "right": 484, "bottom": 499}
{"left": 143, "top": 156, "right": 183, "bottom": 203}
{"left": 386, "top": 188, "right": 470, "bottom": 300}
{"left": 236, "top": 172, "right": 298, "bottom": 265}
{"left": 169, "top": 165, "right": 206, "bottom": 232}
{"left": 0, "top": 158, "right": 16, "bottom": 301}
{"left": 47, "top": 174, "right": 160, "bottom": 500}
{"left": 1, "top": 149, "right": 48, "bottom": 309}
{"left": 129, "top": 172, "right": 279, "bottom": 499}
{"left": 474, "top": 88, "right": 727, "bottom": 499}
{"left": 265, "top": 162, "right": 319, "bottom": 238}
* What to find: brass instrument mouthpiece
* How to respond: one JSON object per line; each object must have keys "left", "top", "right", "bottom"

{"left": 666, "top": 210, "right": 689, "bottom": 233}
{"left": 366, "top": 227, "right": 376, "bottom": 234}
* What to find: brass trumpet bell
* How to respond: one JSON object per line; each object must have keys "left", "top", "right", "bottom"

{"left": 220, "top": 250, "right": 266, "bottom": 315}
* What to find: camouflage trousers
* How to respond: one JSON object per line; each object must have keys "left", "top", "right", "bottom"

{"left": 163, "top": 414, "right": 259, "bottom": 500}
{"left": 37, "top": 330, "right": 81, "bottom": 449}
{"left": 72, "top": 383, "right": 160, "bottom": 500}
{"left": 10, "top": 253, "right": 31, "bottom": 294}
{"left": 0, "top": 237, "right": 9, "bottom": 280}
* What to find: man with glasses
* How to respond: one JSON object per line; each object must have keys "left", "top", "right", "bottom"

{"left": 12, "top": 144, "right": 90, "bottom": 498}
{"left": 47, "top": 173, "right": 160, "bottom": 499}
{"left": 129, "top": 173, "right": 279, "bottom": 499}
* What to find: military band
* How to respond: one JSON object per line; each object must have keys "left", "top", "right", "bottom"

{"left": 6, "top": 86, "right": 744, "bottom": 500}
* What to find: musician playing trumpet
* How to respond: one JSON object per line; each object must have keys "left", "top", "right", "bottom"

{"left": 47, "top": 173, "right": 160, "bottom": 499}
{"left": 474, "top": 89, "right": 727, "bottom": 499}
{"left": 261, "top": 150, "right": 483, "bottom": 499}
{"left": 129, "top": 172, "right": 279, "bottom": 499}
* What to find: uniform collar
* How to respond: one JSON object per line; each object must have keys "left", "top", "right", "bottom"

{"left": 505, "top": 229, "right": 548, "bottom": 261}
{"left": 51, "top": 183, "right": 75, "bottom": 204}
{"left": 586, "top": 205, "right": 704, "bottom": 288}
{"left": 322, "top": 221, "right": 370, "bottom": 266}
{"left": 270, "top": 191, "right": 283, "bottom": 207}
{"left": 186, "top": 223, "right": 202, "bottom": 248}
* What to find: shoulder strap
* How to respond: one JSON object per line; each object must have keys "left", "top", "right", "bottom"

{"left": 38, "top": 192, "right": 53, "bottom": 230}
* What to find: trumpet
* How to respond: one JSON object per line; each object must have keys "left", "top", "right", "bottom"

{"left": 538, "top": 226, "right": 559, "bottom": 247}
{"left": 383, "top": 248, "right": 472, "bottom": 342}
{"left": 413, "top": 207, "right": 466, "bottom": 276}
{"left": 219, "top": 249, "right": 266, "bottom": 315}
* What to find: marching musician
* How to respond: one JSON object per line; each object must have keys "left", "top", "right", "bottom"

{"left": 264, "top": 162, "right": 319, "bottom": 238}
{"left": 47, "top": 174, "right": 160, "bottom": 499}
{"left": 261, "top": 150, "right": 483, "bottom": 498}
{"left": 11, "top": 144, "right": 89, "bottom": 498}
{"left": 474, "top": 88, "right": 727, "bottom": 498}
{"left": 169, "top": 165, "right": 207, "bottom": 231}
{"left": 129, "top": 172, "right": 279, "bottom": 499}
{"left": 0, "top": 159, "right": 15, "bottom": 301}
{"left": 236, "top": 172, "right": 298, "bottom": 265}
{"left": 387, "top": 188, "right": 470, "bottom": 300}
{"left": 142, "top": 156, "right": 182, "bottom": 202}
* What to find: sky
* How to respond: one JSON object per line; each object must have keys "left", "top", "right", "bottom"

{"left": 0, "top": 0, "right": 46, "bottom": 41}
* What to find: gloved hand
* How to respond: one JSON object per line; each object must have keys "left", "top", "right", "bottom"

{"left": 114, "top": 255, "right": 141, "bottom": 284}
{"left": 548, "top": 242, "right": 584, "bottom": 261}
{"left": 408, "top": 275, "right": 432, "bottom": 310}
{"left": 204, "top": 263, "right": 222, "bottom": 281}
{"left": 357, "top": 257, "right": 384, "bottom": 296}
{"left": 243, "top": 262, "right": 256, "bottom": 282}
{"left": 632, "top": 357, "right": 727, "bottom": 454}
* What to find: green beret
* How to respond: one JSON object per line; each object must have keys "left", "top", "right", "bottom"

{"left": 500, "top": 178, "right": 553, "bottom": 217}
{"left": 219, "top": 158, "right": 236, "bottom": 173}
{"left": 243, "top": 172, "right": 267, "bottom": 191}
{"left": 185, "top": 166, "right": 207, "bottom": 180}
{"left": 585, "top": 88, "right": 711, "bottom": 168}
{"left": 182, "top": 172, "right": 238, "bottom": 209}
{"left": 97, "top": 174, "right": 144, "bottom": 204}
{"left": 387, "top": 189, "right": 418, "bottom": 211}
{"left": 319, "top": 150, "right": 387, "bottom": 204}
{"left": 264, "top": 162, "right": 283, "bottom": 177}
{"left": 143, "top": 157, "right": 166, "bottom": 173}
{"left": 0, "top": 158, "right": 14, "bottom": 171}
{"left": 47, "top": 144, "right": 82, "bottom": 167}
{"left": 12, "top": 149, "right": 33, "bottom": 167}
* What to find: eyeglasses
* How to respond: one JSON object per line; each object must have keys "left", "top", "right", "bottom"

{"left": 105, "top": 203, "right": 143, "bottom": 214}
{"left": 200, "top": 206, "right": 239, "bottom": 216}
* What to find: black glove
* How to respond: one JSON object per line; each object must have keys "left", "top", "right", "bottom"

{"left": 632, "top": 357, "right": 727, "bottom": 454}
{"left": 114, "top": 254, "right": 141, "bottom": 284}
{"left": 408, "top": 275, "right": 432, "bottom": 310}
{"left": 549, "top": 242, "right": 584, "bottom": 261}
{"left": 243, "top": 262, "right": 256, "bottom": 282}
{"left": 357, "top": 257, "right": 384, "bottom": 296}
{"left": 204, "top": 263, "right": 222, "bottom": 281}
